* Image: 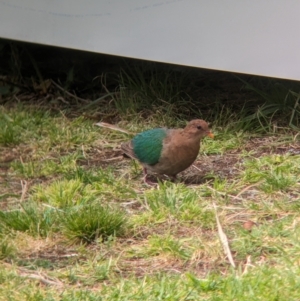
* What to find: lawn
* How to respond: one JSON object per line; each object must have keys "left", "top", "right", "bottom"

{"left": 0, "top": 43, "right": 300, "bottom": 300}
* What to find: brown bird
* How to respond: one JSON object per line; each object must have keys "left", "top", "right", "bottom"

{"left": 121, "top": 119, "right": 214, "bottom": 184}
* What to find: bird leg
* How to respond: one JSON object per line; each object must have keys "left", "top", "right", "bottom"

{"left": 142, "top": 168, "right": 156, "bottom": 186}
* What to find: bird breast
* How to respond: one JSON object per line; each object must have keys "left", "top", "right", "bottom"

{"left": 147, "top": 132, "right": 201, "bottom": 176}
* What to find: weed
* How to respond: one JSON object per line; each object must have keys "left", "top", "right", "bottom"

{"left": 237, "top": 76, "right": 300, "bottom": 130}
{"left": 0, "top": 237, "right": 16, "bottom": 260}
{"left": 243, "top": 154, "right": 300, "bottom": 193}
{"left": 60, "top": 204, "right": 128, "bottom": 243}
{"left": 144, "top": 182, "right": 198, "bottom": 215}
{"left": 113, "top": 65, "right": 193, "bottom": 117}
{"left": 32, "top": 179, "right": 94, "bottom": 208}
{"left": 0, "top": 110, "right": 22, "bottom": 145}
{"left": 148, "top": 234, "right": 191, "bottom": 260}
{"left": 0, "top": 203, "right": 56, "bottom": 237}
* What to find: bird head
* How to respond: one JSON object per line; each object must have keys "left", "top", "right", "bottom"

{"left": 183, "top": 119, "right": 214, "bottom": 139}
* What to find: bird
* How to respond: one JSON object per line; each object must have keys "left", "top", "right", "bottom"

{"left": 121, "top": 119, "right": 214, "bottom": 184}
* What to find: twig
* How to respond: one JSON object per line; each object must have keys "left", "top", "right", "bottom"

{"left": 81, "top": 145, "right": 87, "bottom": 158}
{"left": 120, "top": 200, "right": 140, "bottom": 207}
{"left": 206, "top": 185, "right": 245, "bottom": 202}
{"left": 294, "top": 131, "right": 300, "bottom": 142}
{"left": 104, "top": 156, "right": 124, "bottom": 162}
{"left": 191, "top": 164, "right": 201, "bottom": 171}
{"left": 95, "top": 122, "right": 132, "bottom": 134}
{"left": 3, "top": 263, "right": 64, "bottom": 287}
{"left": 19, "top": 270, "right": 64, "bottom": 287}
{"left": 20, "top": 180, "right": 28, "bottom": 202}
{"left": 55, "top": 96, "right": 69, "bottom": 104}
{"left": 42, "top": 203, "right": 64, "bottom": 212}
{"left": 242, "top": 255, "right": 254, "bottom": 275}
{"left": 213, "top": 202, "right": 236, "bottom": 268}
{"left": 23, "top": 253, "right": 78, "bottom": 259}
{"left": 233, "top": 181, "right": 263, "bottom": 199}
{"left": 79, "top": 93, "right": 117, "bottom": 111}
{"left": 51, "top": 80, "right": 89, "bottom": 103}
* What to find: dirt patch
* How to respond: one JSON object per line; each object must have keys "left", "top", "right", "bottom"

{"left": 183, "top": 153, "right": 242, "bottom": 184}
{"left": 77, "top": 148, "right": 123, "bottom": 168}
{"left": 242, "top": 136, "right": 300, "bottom": 156}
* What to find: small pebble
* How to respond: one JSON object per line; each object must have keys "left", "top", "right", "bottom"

{"left": 243, "top": 220, "right": 256, "bottom": 231}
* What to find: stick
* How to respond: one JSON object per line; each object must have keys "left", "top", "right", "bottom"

{"left": 213, "top": 202, "right": 236, "bottom": 268}
{"left": 51, "top": 80, "right": 89, "bottom": 103}
{"left": 95, "top": 122, "right": 132, "bottom": 134}
{"left": 233, "top": 181, "right": 263, "bottom": 200}
{"left": 20, "top": 180, "right": 28, "bottom": 202}
{"left": 19, "top": 271, "right": 64, "bottom": 287}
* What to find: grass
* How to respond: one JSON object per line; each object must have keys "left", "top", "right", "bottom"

{"left": 61, "top": 204, "right": 128, "bottom": 243}
{"left": 0, "top": 202, "right": 56, "bottom": 237}
{"left": 1, "top": 47, "right": 300, "bottom": 299}
{"left": 243, "top": 154, "right": 299, "bottom": 193}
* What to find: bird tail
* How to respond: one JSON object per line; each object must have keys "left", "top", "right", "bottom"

{"left": 121, "top": 142, "right": 137, "bottom": 160}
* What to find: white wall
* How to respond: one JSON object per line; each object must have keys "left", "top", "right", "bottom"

{"left": 0, "top": 0, "right": 299, "bottom": 80}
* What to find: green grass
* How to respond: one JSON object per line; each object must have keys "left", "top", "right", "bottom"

{"left": 1, "top": 56, "right": 300, "bottom": 300}
{"left": 237, "top": 76, "right": 300, "bottom": 130}
{"left": 0, "top": 202, "right": 57, "bottom": 237}
{"left": 61, "top": 204, "right": 128, "bottom": 243}
{"left": 32, "top": 179, "right": 93, "bottom": 208}
{"left": 242, "top": 154, "right": 300, "bottom": 193}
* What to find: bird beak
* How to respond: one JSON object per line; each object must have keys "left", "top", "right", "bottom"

{"left": 207, "top": 132, "right": 214, "bottom": 138}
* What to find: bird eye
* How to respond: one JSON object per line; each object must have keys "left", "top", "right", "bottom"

{"left": 196, "top": 125, "right": 202, "bottom": 130}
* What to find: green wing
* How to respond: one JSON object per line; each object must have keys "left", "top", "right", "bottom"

{"left": 132, "top": 128, "right": 167, "bottom": 165}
